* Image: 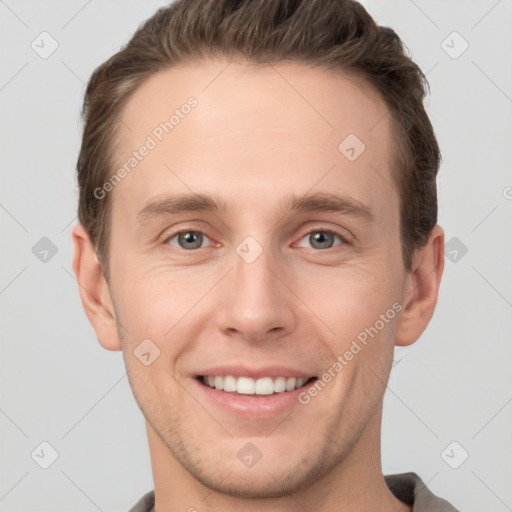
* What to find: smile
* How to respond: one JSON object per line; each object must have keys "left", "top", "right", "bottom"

{"left": 199, "top": 375, "right": 316, "bottom": 396}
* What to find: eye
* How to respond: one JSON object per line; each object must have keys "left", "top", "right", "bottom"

{"left": 296, "top": 229, "right": 345, "bottom": 250}
{"left": 166, "top": 230, "right": 211, "bottom": 250}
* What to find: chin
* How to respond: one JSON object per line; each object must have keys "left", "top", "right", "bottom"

{"left": 191, "top": 465, "right": 310, "bottom": 499}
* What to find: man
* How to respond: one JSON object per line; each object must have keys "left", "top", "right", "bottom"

{"left": 72, "top": 0, "right": 457, "bottom": 510}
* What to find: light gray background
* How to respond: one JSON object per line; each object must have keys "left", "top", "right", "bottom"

{"left": 1, "top": 0, "right": 511, "bottom": 511}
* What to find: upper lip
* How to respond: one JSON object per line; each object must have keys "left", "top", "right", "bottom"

{"left": 195, "top": 365, "right": 316, "bottom": 380}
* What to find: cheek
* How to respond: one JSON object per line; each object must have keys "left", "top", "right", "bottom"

{"left": 117, "top": 275, "right": 198, "bottom": 404}
{"left": 297, "top": 266, "right": 402, "bottom": 395}
{"left": 111, "top": 264, "right": 221, "bottom": 366}
{"left": 117, "top": 278, "right": 195, "bottom": 338}
{"left": 301, "top": 262, "right": 400, "bottom": 335}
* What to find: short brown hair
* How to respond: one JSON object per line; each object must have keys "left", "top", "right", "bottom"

{"left": 77, "top": 0, "right": 440, "bottom": 278}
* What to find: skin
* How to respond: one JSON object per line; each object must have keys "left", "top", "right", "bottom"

{"left": 73, "top": 59, "right": 444, "bottom": 512}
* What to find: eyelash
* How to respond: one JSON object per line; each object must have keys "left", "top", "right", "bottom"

{"left": 163, "top": 227, "right": 350, "bottom": 251}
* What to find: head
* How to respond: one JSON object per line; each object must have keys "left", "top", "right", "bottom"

{"left": 73, "top": 0, "right": 444, "bottom": 501}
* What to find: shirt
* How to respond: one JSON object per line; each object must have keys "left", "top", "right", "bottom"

{"left": 129, "top": 472, "right": 459, "bottom": 511}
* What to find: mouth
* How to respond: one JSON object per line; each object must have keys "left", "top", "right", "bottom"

{"left": 192, "top": 365, "right": 320, "bottom": 417}
{"left": 196, "top": 375, "right": 317, "bottom": 396}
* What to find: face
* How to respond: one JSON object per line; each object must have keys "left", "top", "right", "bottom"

{"left": 100, "top": 60, "right": 410, "bottom": 497}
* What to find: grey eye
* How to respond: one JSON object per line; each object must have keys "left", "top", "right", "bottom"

{"left": 169, "top": 231, "right": 206, "bottom": 250}
{"left": 297, "top": 230, "right": 343, "bottom": 250}
{"left": 309, "top": 231, "right": 335, "bottom": 249}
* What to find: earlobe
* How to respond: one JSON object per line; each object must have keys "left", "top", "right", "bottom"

{"left": 72, "top": 224, "right": 122, "bottom": 351}
{"left": 395, "top": 225, "right": 445, "bottom": 347}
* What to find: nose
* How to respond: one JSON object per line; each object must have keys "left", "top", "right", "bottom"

{"left": 215, "top": 239, "right": 298, "bottom": 344}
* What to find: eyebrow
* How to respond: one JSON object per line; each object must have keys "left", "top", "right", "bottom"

{"left": 138, "top": 193, "right": 226, "bottom": 223}
{"left": 137, "top": 191, "right": 374, "bottom": 223}
{"left": 286, "top": 191, "right": 374, "bottom": 222}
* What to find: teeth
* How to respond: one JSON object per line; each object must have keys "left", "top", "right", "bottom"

{"left": 274, "top": 377, "right": 286, "bottom": 393}
{"left": 237, "top": 376, "right": 255, "bottom": 394}
{"left": 255, "top": 377, "right": 273, "bottom": 395}
{"left": 214, "top": 376, "right": 224, "bottom": 391}
{"left": 201, "top": 375, "right": 312, "bottom": 395}
{"left": 285, "top": 377, "right": 296, "bottom": 391}
{"left": 296, "top": 377, "right": 307, "bottom": 388}
{"left": 223, "top": 375, "right": 237, "bottom": 392}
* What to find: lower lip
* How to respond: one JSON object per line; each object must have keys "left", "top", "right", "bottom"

{"left": 193, "top": 377, "right": 317, "bottom": 418}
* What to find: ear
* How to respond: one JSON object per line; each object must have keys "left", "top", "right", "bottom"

{"left": 395, "top": 224, "right": 445, "bottom": 346}
{"left": 72, "top": 224, "right": 122, "bottom": 351}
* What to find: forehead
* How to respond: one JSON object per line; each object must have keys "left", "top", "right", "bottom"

{"left": 113, "top": 59, "right": 397, "bottom": 224}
